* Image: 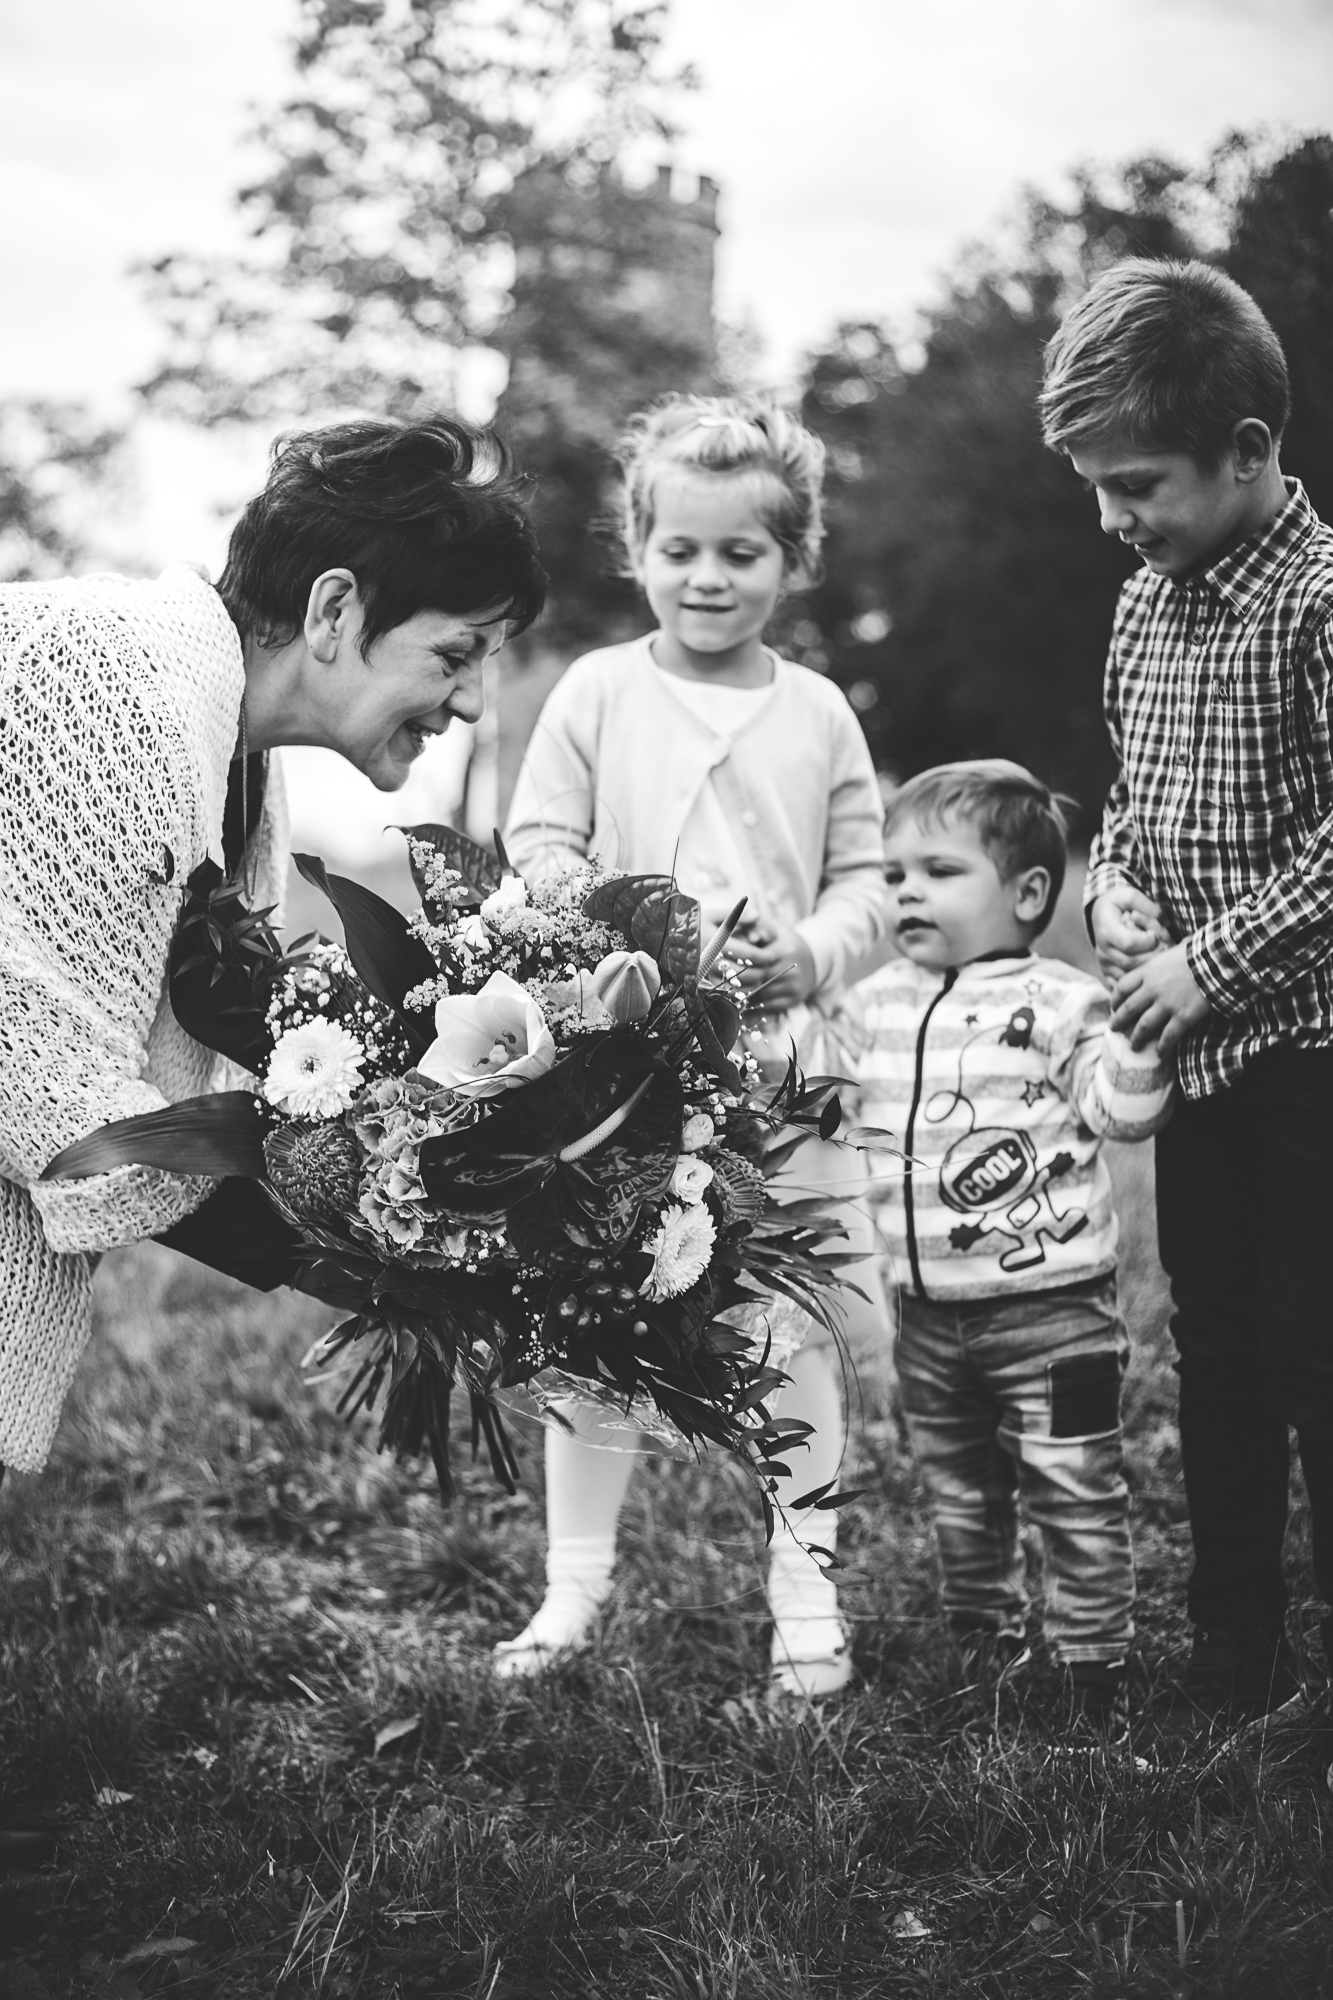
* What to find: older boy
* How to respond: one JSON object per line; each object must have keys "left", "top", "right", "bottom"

{"left": 854, "top": 761, "right": 1173, "bottom": 1729}
{"left": 1041, "top": 258, "right": 1333, "bottom": 1720}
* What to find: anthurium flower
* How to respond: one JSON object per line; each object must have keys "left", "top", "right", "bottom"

{"left": 418, "top": 1028, "right": 683, "bottom": 1252}
{"left": 263, "top": 1019, "right": 366, "bottom": 1119}
{"left": 418, "top": 971, "right": 556, "bottom": 1097}
{"left": 590, "top": 949, "right": 662, "bottom": 1024}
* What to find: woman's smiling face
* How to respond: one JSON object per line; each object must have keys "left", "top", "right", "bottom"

{"left": 324, "top": 601, "right": 502, "bottom": 791}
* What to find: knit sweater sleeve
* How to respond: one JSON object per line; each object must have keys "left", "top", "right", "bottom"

{"left": 503, "top": 654, "right": 601, "bottom": 880}
{"left": 792, "top": 689, "right": 891, "bottom": 993}
{"left": 1047, "top": 976, "right": 1175, "bottom": 1142}
{"left": 0, "top": 581, "right": 238, "bottom": 1252}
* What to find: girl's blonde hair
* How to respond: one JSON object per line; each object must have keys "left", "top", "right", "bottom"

{"left": 617, "top": 393, "right": 826, "bottom": 583}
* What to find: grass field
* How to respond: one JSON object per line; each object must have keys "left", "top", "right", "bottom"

{"left": 2, "top": 884, "right": 1331, "bottom": 1998}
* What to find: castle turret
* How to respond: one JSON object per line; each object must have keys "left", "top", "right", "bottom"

{"left": 478, "top": 163, "right": 721, "bottom": 825}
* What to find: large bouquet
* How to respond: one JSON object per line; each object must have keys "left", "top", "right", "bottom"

{"left": 46, "top": 829, "right": 852, "bottom": 1508}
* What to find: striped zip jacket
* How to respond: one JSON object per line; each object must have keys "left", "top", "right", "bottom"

{"left": 849, "top": 954, "right": 1174, "bottom": 1301}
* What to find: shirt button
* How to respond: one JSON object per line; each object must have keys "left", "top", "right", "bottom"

{"left": 741, "top": 810, "right": 758, "bottom": 827}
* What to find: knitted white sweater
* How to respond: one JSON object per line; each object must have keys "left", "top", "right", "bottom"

{"left": 0, "top": 567, "right": 287, "bottom": 1471}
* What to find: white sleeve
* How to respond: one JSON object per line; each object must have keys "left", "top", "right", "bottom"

{"left": 0, "top": 608, "right": 215, "bottom": 1251}
{"left": 1049, "top": 981, "right": 1175, "bottom": 1142}
{"left": 502, "top": 661, "right": 599, "bottom": 880}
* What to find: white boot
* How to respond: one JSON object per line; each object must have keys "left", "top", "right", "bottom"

{"left": 765, "top": 1342, "right": 852, "bottom": 1698}
{"left": 492, "top": 1420, "right": 637, "bottom": 1680}
{"left": 491, "top": 1532, "right": 616, "bottom": 1679}
{"left": 767, "top": 1523, "right": 852, "bottom": 1699}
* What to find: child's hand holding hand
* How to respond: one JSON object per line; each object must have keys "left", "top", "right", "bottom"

{"left": 1111, "top": 942, "right": 1211, "bottom": 1056}
{"left": 726, "top": 919, "right": 817, "bottom": 1012}
{"left": 1090, "top": 883, "right": 1169, "bottom": 982}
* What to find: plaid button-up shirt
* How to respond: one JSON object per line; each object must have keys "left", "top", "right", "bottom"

{"left": 1084, "top": 481, "right": 1333, "bottom": 1099}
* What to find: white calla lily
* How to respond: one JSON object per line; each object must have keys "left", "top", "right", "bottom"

{"left": 418, "top": 971, "right": 556, "bottom": 1097}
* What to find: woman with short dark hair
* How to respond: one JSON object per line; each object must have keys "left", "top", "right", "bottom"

{"left": 0, "top": 414, "right": 544, "bottom": 1480}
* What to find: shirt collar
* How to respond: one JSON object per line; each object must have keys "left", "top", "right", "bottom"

{"left": 1187, "top": 478, "right": 1316, "bottom": 620}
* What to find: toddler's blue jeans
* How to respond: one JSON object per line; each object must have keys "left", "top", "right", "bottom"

{"left": 897, "top": 1276, "right": 1135, "bottom": 1664}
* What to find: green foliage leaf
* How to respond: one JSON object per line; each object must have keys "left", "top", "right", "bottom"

{"left": 693, "top": 989, "right": 743, "bottom": 1092}
{"left": 632, "top": 887, "right": 701, "bottom": 983}
{"left": 582, "top": 873, "right": 677, "bottom": 940}
{"left": 169, "top": 861, "right": 284, "bottom": 1071}
{"left": 293, "top": 853, "right": 436, "bottom": 1049}
{"left": 41, "top": 1092, "right": 267, "bottom": 1182}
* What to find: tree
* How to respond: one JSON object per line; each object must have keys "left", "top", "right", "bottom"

{"left": 139, "top": 0, "right": 690, "bottom": 426}
{"left": 1222, "top": 133, "right": 1333, "bottom": 524}
{"left": 800, "top": 156, "right": 1201, "bottom": 825}
{"left": 800, "top": 137, "right": 1333, "bottom": 825}
{"left": 0, "top": 401, "right": 125, "bottom": 582}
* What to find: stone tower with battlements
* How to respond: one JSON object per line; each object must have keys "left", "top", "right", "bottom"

{"left": 469, "top": 164, "right": 720, "bottom": 830}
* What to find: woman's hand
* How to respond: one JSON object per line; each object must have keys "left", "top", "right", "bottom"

{"left": 725, "top": 919, "right": 818, "bottom": 1012}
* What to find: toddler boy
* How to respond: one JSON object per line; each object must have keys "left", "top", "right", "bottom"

{"left": 852, "top": 761, "right": 1172, "bottom": 1728}
{"left": 1041, "top": 258, "right": 1333, "bottom": 1721}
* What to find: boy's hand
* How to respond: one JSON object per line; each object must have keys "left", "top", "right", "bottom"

{"left": 1090, "top": 883, "right": 1168, "bottom": 981}
{"left": 1111, "top": 942, "right": 1211, "bottom": 1055}
{"left": 725, "top": 920, "right": 817, "bottom": 1011}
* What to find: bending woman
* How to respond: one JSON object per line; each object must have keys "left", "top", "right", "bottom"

{"left": 0, "top": 416, "right": 544, "bottom": 1480}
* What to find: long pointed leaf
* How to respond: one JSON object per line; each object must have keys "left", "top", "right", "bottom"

{"left": 41, "top": 1092, "right": 267, "bottom": 1182}
{"left": 293, "top": 854, "right": 436, "bottom": 1047}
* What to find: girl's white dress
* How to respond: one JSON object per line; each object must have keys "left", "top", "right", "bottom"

{"left": 503, "top": 636, "right": 891, "bottom": 1448}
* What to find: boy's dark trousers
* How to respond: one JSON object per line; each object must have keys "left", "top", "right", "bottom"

{"left": 1155, "top": 1045, "right": 1333, "bottom": 1661}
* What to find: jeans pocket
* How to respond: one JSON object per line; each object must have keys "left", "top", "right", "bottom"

{"left": 1048, "top": 1351, "right": 1123, "bottom": 1440}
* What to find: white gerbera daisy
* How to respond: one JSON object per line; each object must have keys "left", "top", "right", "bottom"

{"left": 641, "top": 1202, "right": 716, "bottom": 1301}
{"left": 264, "top": 1018, "right": 365, "bottom": 1119}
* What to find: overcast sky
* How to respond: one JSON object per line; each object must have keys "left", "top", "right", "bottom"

{"left": 0, "top": 0, "right": 1328, "bottom": 849}
{"left": 3, "top": 0, "right": 1329, "bottom": 410}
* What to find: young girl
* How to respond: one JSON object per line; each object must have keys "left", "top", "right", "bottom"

{"left": 498, "top": 396, "right": 890, "bottom": 1695}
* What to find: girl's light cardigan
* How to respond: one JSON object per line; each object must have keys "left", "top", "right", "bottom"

{"left": 503, "top": 637, "right": 890, "bottom": 994}
{"left": 0, "top": 567, "right": 286, "bottom": 1470}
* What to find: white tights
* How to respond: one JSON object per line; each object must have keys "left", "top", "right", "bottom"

{"left": 492, "top": 1342, "right": 847, "bottom": 1676}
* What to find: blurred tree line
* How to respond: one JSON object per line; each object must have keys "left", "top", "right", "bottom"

{"left": 0, "top": 401, "right": 124, "bottom": 582}
{"left": 129, "top": 0, "right": 1330, "bottom": 828}
{"left": 801, "top": 134, "right": 1333, "bottom": 827}
{"left": 4, "top": 0, "right": 1329, "bottom": 838}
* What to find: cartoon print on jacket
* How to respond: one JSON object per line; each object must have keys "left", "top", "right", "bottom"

{"left": 925, "top": 1003, "right": 1089, "bottom": 1273}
